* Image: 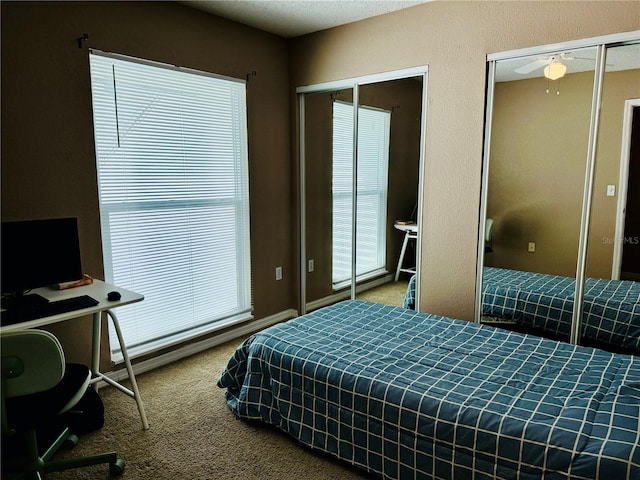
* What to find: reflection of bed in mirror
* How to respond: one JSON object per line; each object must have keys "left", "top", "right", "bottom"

{"left": 404, "top": 271, "right": 640, "bottom": 355}
{"left": 219, "top": 300, "right": 640, "bottom": 479}
{"left": 482, "top": 267, "right": 640, "bottom": 355}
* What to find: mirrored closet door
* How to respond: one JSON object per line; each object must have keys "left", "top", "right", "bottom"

{"left": 583, "top": 41, "right": 640, "bottom": 353}
{"left": 299, "top": 68, "right": 427, "bottom": 314}
{"left": 477, "top": 32, "right": 640, "bottom": 355}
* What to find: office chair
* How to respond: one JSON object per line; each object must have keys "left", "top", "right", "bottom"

{"left": 485, "top": 218, "right": 494, "bottom": 253}
{"left": 1, "top": 329, "right": 125, "bottom": 479}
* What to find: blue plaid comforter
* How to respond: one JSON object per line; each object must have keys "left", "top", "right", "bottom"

{"left": 482, "top": 267, "right": 640, "bottom": 354}
{"left": 403, "top": 274, "right": 417, "bottom": 309}
{"left": 218, "top": 300, "right": 640, "bottom": 480}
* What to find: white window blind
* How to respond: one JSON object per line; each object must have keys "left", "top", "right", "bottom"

{"left": 332, "top": 101, "right": 390, "bottom": 287}
{"left": 89, "top": 51, "right": 252, "bottom": 361}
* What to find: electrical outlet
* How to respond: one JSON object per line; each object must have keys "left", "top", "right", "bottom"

{"left": 308, "top": 259, "right": 314, "bottom": 272}
{"left": 607, "top": 184, "right": 616, "bottom": 197}
{"left": 528, "top": 242, "right": 536, "bottom": 253}
{"left": 275, "top": 266, "right": 282, "bottom": 281}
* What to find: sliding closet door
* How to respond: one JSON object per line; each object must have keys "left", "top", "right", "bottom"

{"left": 586, "top": 42, "right": 640, "bottom": 279}
{"left": 302, "top": 88, "right": 355, "bottom": 310}
{"left": 479, "top": 32, "right": 640, "bottom": 352}
{"left": 582, "top": 41, "right": 640, "bottom": 352}
{"left": 300, "top": 68, "right": 428, "bottom": 314}
{"left": 479, "top": 47, "right": 597, "bottom": 342}
{"left": 354, "top": 78, "right": 423, "bottom": 301}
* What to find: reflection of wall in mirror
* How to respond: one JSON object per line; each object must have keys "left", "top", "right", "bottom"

{"left": 486, "top": 68, "right": 640, "bottom": 278}
{"left": 304, "top": 91, "right": 337, "bottom": 302}
{"left": 587, "top": 69, "right": 640, "bottom": 279}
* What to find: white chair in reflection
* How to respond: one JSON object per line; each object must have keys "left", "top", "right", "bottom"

{"left": 485, "top": 218, "right": 494, "bottom": 253}
{"left": 394, "top": 222, "right": 418, "bottom": 281}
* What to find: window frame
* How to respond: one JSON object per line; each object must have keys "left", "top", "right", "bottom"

{"left": 89, "top": 50, "right": 253, "bottom": 361}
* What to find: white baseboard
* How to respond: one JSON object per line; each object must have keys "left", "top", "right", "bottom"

{"left": 102, "top": 308, "right": 298, "bottom": 386}
{"left": 306, "top": 273, "right": 393, "bottom": 312}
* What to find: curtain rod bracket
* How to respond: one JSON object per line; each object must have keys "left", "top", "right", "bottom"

{"left": 77, "top": 33, "right": 89, "bottom": 49}
{"left": 246, "top": 71, "right": 257, "bottom": 81}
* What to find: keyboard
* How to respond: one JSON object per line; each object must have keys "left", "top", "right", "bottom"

{"left": 0, "top": 295, "right": 100, "bottom": 325}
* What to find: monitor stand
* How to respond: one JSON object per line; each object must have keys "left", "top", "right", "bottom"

{"left": 1, "top": 292, "right": 50, "bottom": 311}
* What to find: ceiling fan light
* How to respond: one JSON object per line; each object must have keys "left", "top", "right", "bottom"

{"left": 544, "top": 62, "right": 567, "bottom": 80}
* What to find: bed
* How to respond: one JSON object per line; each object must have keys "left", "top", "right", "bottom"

{"left": 218, "top": 300, "right": 640, "bottom": 479}
{"left": 403, "top": 269, "right": 640, "bottom": 355}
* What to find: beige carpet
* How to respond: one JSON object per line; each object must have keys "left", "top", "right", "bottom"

{"left": 43, "top": 338, "right": 373, "bottom": 480}
{"left": 357, "top": 280, "right": 408, "bottom": 307}
{"left": 40, "top": 282, "right": 409, "bottom": 479}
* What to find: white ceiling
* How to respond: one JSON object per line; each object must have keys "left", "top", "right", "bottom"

{"left": 182, "top": 0, "right": 431, "bottom": 38}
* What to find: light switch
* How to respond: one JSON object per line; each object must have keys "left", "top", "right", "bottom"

{"left": 607, "top": 185, "right": 616, "bottom": 197}
{"left": 528, "top": 242, "right": 536, "bottom": 253}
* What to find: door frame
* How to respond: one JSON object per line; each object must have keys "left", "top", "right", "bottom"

{"left": 612, "top": 98, "right": 640, "bottom": 279}
{"left": 297, "top": 66, "right": 429, "bottom": 314}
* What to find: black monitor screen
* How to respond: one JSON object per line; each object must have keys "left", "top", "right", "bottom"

{"left": 1, "top": 217, "right": 83, "bottom": 296}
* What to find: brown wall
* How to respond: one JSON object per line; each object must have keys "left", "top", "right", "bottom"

{"left": 1, "top": 1, "right": 292, "bottom": 367}
{"left": 290, "top": 1, "right": 639, "bottom": 319}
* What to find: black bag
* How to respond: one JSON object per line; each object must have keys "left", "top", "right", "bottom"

{"left": 58, "top": 386, "right": 105, "bottom": 435}
{"left": 24, "top": 386, "right": 105, "bottom": 453}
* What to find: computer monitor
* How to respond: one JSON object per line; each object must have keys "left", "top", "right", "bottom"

{"left": 1, "top": 217, "right": 83, "bottom": 304}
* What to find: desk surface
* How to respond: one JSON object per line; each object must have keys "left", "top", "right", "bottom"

{"left": 394, "top": 222, "right": 418, "bottom": 233}
{"left": 0, "top": 280, "right": 144, "bottom": 332}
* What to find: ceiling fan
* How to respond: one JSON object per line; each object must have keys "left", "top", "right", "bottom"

{"left": 514, "top": 53, "right": 576, "bottom": 78}
{"left": 515, "top": 51, "right": 603, "bottom": 80}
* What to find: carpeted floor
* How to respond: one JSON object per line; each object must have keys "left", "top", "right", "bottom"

{"left": 357, "top": 280, "right": 408, "bottom": 307}
{"left": 17, "top": 282, "right": 408, "bottom": 479}
{"left": 42, "top": 338, "right": 373, "bottom": 480}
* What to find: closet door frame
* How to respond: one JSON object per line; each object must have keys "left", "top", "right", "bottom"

{"left": 298, "top": 66, "right": 429, "bottom": 315}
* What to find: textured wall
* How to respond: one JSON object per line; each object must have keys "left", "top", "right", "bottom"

{"left": 290, "top": 1, "right": 640, "bottom": 319}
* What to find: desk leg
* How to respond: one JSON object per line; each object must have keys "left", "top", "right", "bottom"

{"left": 106, "top": 310, "right": 150, "bottom": 430}
{"left": 91, "top": 312, "right": 102, "bottom": 392}
{"left": 395, "top": 232, "right": 411, "bottom": 281}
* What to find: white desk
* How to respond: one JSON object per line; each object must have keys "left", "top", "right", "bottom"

{"left": 394, "top": 223, "right": 418, "bottom": 281}
{"left": 0, "top": 280, "right": 149, "bottom": 430}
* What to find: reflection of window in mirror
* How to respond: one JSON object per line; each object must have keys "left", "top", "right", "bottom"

{"left": 353, "top": 78, "right": 424, "bottom": 307}
{"left": 332, "top": 101, "right": 390, "bottom": 289}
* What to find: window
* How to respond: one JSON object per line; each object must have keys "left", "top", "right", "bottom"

{"left": 89, "top": 51, "right": 252, "bottom": 361}
{"left": 332, "top": 101, "right": 390, "bottom": 287}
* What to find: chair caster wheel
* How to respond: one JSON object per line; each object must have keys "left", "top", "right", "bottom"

{"left": 109, "top": 459, "right": 125, "bottom": 476}
{"left": 62, "top": 434, "right": 79, "bottom": 449}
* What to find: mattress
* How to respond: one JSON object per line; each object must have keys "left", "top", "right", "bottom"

{"left": 218, "top": 300, "right": 640, "bottom": 479}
